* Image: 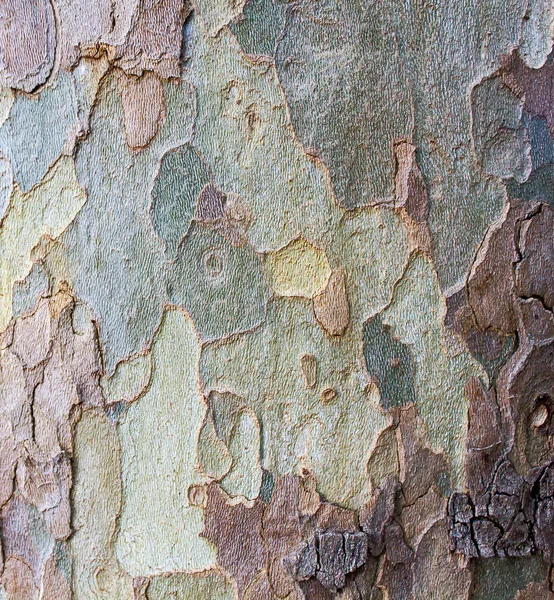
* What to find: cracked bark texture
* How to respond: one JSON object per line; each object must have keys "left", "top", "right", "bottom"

{"left": 0, "top": 0, "right": 553, "bottom": 598}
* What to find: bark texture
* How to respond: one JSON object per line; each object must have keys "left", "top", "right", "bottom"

{"left": 0, "top": 0, "right": 553, "bottom": 598}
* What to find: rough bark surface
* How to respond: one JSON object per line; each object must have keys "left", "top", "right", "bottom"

{"left": 0, "top": 0, "right": 553, "bottom": 598}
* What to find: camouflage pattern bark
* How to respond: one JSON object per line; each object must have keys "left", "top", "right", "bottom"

{"left": 0, "top": 0, "right": 553, "bottom": 599}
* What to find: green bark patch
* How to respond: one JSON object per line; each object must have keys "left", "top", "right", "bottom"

{"left": 275, "top": 0, "right": 413, "bottom": 209}
{"left": 229, "top": 0, "right": 286, "bottom": 58}
{"left": 166, "top": 222, "right": 270, "bottom": 341}
{"left": 151, "top": 143, "right": 211, "bottom": 258}
{"left": 363, "top": 314, "right": 416, "bottom": 410}
{"left": 472, "top": 556, "right": 550, "bottom": 600}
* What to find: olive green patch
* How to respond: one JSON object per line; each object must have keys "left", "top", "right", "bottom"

{"left": 151, "top": 144, "right": 211, "bottom": 258}
{"left": 229, "top": 0, "right": 286, "bottom": 58}
{"left": 472, "top": 556, "right": 550, "bottom": 600}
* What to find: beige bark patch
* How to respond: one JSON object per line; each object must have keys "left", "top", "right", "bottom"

{"left": 115, "top": 0, "right": 189, "bottom": 78}
{"left": 41, "top": 553, "right": 72, "bottom": 600}
{"left": 220, "top": 409, "right": 263, "bottom": 500}
{"left": 146, "top": 570, "right": 235, "bottom": 600}
{"left": 0, "top": 89, "right": 14, "bottom": 127}
{"left": 196, "top": 0, "right": 247, "bottom": 37}
{"left": 412, "top": 519, "right": 472, "bottom": 600}
{"left": 313, "top": 269, "right": 350, "bottom": 336}
{"left": 300, "top": 354, "right": 317, "bottom": 388}
{"left": 366, "top": 426, "right": 399, "bottom": 493}
{"left": 101, "top": 351, "right": 151, "bottom": 405}
{"left": 117, "top": 70, "right": 166, "bottom": 150}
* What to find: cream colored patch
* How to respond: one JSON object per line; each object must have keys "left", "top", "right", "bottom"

{"left": 0, "top": 88, "right": 14, "bottom": 127}
{"left": 197, "top": 415, "right": 233, "bottom": 481}
{"left": 196, "top": 0, "right": 247, "bottom": 37}
{"left": 220, "top": 409, "right": 263, "bottom": 500}
{"left": 71, "top": 55, "right": 111, "bottom": 141}
{"left": 263, "top": 237, "right": 331, "bottom": 298}
{"left": 71, "top": 409, "right": 133, "bottom": 600}
{"left": 101, "top": 351, "right": 151, "bottom": 405}
{"left": 115, "top": 308, "right": 215, "bottom": 577}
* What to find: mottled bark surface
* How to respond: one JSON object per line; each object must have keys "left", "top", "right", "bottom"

{"left": 0, "top": 1, "right": 553, "bottom": 598}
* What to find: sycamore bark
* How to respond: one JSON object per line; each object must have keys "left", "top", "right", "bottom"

{"left": 0, "top": 0, "right": 553, "bottom": 598}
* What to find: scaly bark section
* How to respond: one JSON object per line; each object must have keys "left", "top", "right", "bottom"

{"left": 0, "top": 1, "right": 552, "bottom": 599}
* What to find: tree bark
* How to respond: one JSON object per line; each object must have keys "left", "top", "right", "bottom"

{"left": 0, "top": 0, "right": 553, "bottom": 598}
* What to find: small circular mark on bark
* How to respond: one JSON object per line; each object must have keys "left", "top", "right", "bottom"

{"left": 321, "top": 388, "right": 337, "bottom": 404}
{"left": 187, "top": 484, "right": 207, "bottom": 507}
{"left": 202, "top": 248, "right": 224, "bottom": 279}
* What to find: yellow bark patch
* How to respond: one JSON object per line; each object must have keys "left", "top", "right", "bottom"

{"left": 263, "top": 237, "right": 331, "bottom": 298}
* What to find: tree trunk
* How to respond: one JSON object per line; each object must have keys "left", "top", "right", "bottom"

{"left": 0, "top": 0, "right": 553, "bottom": 598}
